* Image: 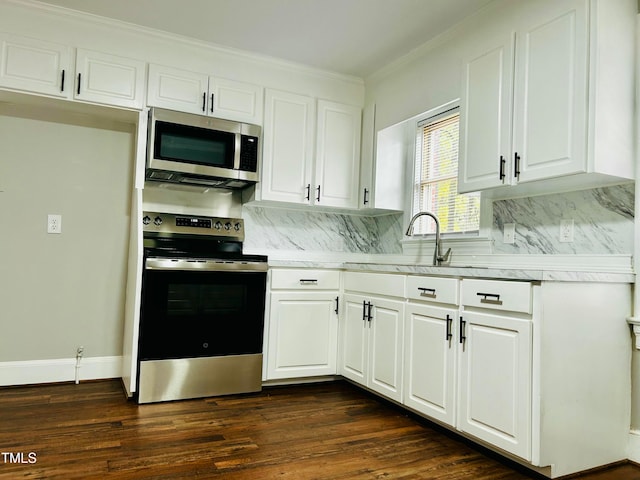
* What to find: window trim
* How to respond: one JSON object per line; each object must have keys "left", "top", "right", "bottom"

{"left": 402, "top": 100, "right": 492, "bottom": 245}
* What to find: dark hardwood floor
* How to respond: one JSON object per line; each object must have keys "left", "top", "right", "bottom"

{"left": 0, "top": 379, "right": 638, "bottom": 479}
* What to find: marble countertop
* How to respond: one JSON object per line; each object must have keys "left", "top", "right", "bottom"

{"left": 267, "top": 260, "right": 635, "bottom": 283}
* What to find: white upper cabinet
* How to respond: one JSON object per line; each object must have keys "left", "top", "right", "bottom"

{"left": 209, "top": 76, "right": 263, "bottom": 124}
{"left": 147, "top": 63, "right": 263, "bottom": 124}
{"left": 0, "top": 33, "right": 71, "bottom": 98}
{"left": 512, "top": 2, "right": 587, "bottom": 184}
{"left": 458, "top": 0, "right": 635, "bottom": 197}
{"left": 314, "top": 100, "right": 361, "bottom": 208}
{"left": 458, "top": 32, "right": 514, "bottom": 192}
{"left": 147, "top": 64, "right": 207, "bottom": 114}
{"left": 261, "top": 89, "right": 316, "bottom": 204}
{"left": 359, "top": 103, "right": 405, "bottom": 212}
{"left": 260, "top": 89, "right": 362, "bottom": 209}
{"left": 0, "top": 34, "right": 145, "bottom": 109}
{"left": 75, "top": 49, "right": 146, "bottom": 109}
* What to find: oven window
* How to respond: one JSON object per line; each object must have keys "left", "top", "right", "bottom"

{"left": 155, "top": 121, "right": 235, "bottom": 168}
{"left": 139, "top": 270, "right": 266, "bottom": 361}
{"left": 167, "top": 284, "right": 246, "bottom": 316}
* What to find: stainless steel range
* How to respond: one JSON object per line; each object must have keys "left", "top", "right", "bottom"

{"left": 137, "top": 211, "right": 267, "bottom": 403}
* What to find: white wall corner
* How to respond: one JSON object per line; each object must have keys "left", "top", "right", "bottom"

{"left": 0, "top": 356, "right": 123, "bottom": 387}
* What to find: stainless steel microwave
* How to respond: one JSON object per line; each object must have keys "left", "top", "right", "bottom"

{"left": 146, "top": 108, "right": 261, "bottom": 189}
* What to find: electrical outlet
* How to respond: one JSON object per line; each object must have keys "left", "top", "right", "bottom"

{"left": 560, "top": 219, "right": 574, "bottom": 243}
{"left": 503, "top": 223, "right": 516, "bottom": 244}
{"left": 47, "top": 214, "right": 62, "bottom": 234}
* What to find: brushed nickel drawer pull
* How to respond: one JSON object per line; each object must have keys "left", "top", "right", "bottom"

{"left": 418, "top": 287, "right": 436, "bottom": 297}
{"left": 477, "top": 292, "right": 503, "bottom": 305}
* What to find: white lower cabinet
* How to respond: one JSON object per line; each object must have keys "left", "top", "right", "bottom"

{"left": 342, "top": 293, "right": 405, "bottom": 402}
{"left": 457, "top": 310, "right": 532, "bottom": 460}
{"left": 281, "top": 270, "right": 630, "bottom": 478}
{"left": 404, "top": 276, "right": 532, "bottom": 460}
{"left": 266, "top": 269, "right": 340, "bottom": 380}
{"left": 404, "top": 302, "right": 457, "bottom": 426}
{"left": 457, "top": 278, "right": 533, "bottom": 460}
{"left": 341, "top": 272, "right": 405, "bottom": 403}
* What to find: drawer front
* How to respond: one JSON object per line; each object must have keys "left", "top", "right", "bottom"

{"left": 461, "top": 279, "right": 532, "bottom": 314}
{"left": 271, "top": 269, "right": 340, "bottom": 290}
{"left": 343, "top": 271, "right": 405, "bottom": 298}
{"left": 406, "top": 275, "right": 459, "bottom": 305}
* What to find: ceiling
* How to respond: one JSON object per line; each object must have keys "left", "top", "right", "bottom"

{"left": 37, "top": 0, "right": 494, "bottom": 78}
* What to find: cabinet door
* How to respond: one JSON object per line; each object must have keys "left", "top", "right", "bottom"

{"left": 147, "top": 64, "right": 208, "bottom": 114}
{"left": 261, "top": 89, "right": 315, "bottom": 204}
{"left": 0, "top": 33, "right": 71, "bottom": 98}
{"left": 267, "top": 291, "right": 339, "bottom": 380}
{"left": 75, "top": 49, "right": 145, "bottom": 109}
{"left": 404, "top": 303, "right": 457, "bottom": 426}
{"left": 458, "top": 310, "right": 532, "bottom": 460}
{"left": 368, "top": 296, "right": 404, "bottom": 402}
{"left": 458, "top": 32, "right": 514, "bottom": 193}
{"left": 367, "top": 119, "right": 407, "bottom": 211}
{"left": 314, "top": 100, "right": 361, "bottom": 208}
{"left": 209, "top": 77, "right": 263, "bottom": 124}
{"left": 340, "top": 294, "right": 369, "bottom": 386}
{"left": 512, "top": 0, "right": 588, "bottom": 183}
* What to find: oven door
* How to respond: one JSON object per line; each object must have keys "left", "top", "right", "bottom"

{"left": 139, "top": 266, "right": 266, "bottom": 360}
{"left": 137, "top": 259, "right": 267, "bottom": 403}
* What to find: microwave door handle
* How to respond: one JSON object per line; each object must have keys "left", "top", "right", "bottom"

{"left": 233, "top": 133, "right": 242, "bottom": 170}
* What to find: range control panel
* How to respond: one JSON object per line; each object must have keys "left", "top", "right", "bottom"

{"left": 142, "top": 211, "right": 244, "bottom": 240}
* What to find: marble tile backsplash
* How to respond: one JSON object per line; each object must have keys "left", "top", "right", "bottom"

{"left": 243, "top": 183, "right": 634, "bottom": 257}
{"left": 492, "top": 183, "right": 634, "bottom": 255}
{"left": 242, "top": 205, "right": 403, "bottom": 255}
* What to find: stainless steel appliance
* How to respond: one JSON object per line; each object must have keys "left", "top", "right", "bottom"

{"left": 146, "top": 108, "right": 261, "bottom": 189}
{"left": 137, "top": 211, "right": 267, "bottom": 403}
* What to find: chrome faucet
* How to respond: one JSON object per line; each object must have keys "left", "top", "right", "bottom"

{"left": 405, "top": 211, "right": 452, "bottom": 266}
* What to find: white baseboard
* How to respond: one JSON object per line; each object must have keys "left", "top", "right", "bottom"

{"left": 0, "top": 356, "right": 122, "bottom": 386}
{"left": 628, "top": 430, "right": 640, "bottom": 463}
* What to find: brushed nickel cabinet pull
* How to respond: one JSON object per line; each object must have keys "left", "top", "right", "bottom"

{"left": 418, "top": 287, "right": 436, "bottom": 297}
{"left": 477, "top": 292, "right": 503, "bottom": 305}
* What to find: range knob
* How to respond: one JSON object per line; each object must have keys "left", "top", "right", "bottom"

{"left": 224, "top": 222, "right": 232, "bottom": 231}
{"left": 234, "top": 222, "right": 242, "bottom": 231}
{"left": 214, "top": 221, "right": 222, "bottom": 230}
{"left": 154, "top": 216, "right": 163, "bottom": 226}
{"left": 142, "top": 215, "right": 151, "bottom": 225}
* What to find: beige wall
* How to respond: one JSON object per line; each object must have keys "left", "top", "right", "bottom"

{"left": 0, "top": 102, "right": 135, "bottom": 361}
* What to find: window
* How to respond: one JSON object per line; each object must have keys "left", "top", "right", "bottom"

{"left": 411, "top": 108, "right": 480, "bottom": 236}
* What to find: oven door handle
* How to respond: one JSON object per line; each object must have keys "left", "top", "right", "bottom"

{"left": 145, "top": 257, "right": 268, "bottom": 272}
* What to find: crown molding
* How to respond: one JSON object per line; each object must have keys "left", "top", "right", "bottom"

{"left": 5, "top": 0, "right": 365, "bottom": 87}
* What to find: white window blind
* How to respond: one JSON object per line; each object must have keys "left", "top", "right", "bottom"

{"left": 412, "top": 110, "right": 480, "bottom": 235}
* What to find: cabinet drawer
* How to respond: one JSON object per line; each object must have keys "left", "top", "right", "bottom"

{"left": 271, "top": 269, "right": 340, "bottom": 290}
{"left": 406, "top": 275, "right": 459, "bottom": 305}
{"left": 343, "top": 271, "right": 405, "bottom": 297}
{"left": 461, "top": 279, "right": 532, "bottom": 314}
